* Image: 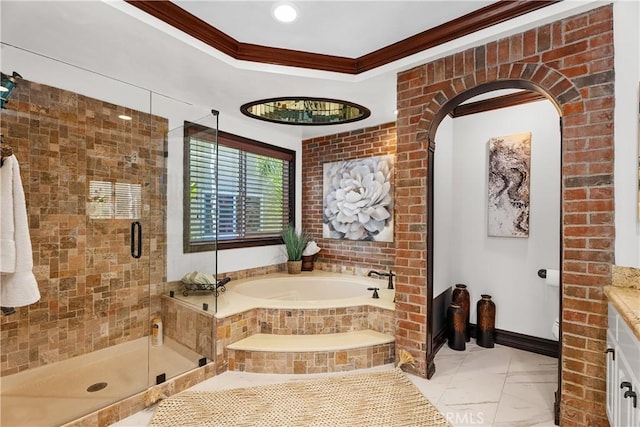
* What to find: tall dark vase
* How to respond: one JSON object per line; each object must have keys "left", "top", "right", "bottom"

{"left": 477, "top": 294, "right": 496, "bottom": 348}
{"left": 447, "top": 303, "right": 466, "bottom": 351}
{"left": 451, "top": 283, "right": 470, "bottom": 342}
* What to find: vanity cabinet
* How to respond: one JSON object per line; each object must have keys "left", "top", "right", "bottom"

{"left": 606, "top": 303, "right": 640, "bottom": 427}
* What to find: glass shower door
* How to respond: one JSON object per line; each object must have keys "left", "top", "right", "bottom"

{"left": 0, "top": 46, "right": 158, "bottom": 426}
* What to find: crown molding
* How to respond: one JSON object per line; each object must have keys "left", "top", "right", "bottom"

{"left": 450, "top": 91, "right": 548, "bottom": 117}
{"left": 356, "top": 1, "right": 559, "bottom": 73}
{"left": 125, "top": 0, "right": 558, "bottom": 74}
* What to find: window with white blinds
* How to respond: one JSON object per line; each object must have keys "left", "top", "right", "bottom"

{"left": 183, "top": 122, "right": 295, "bottom": 252}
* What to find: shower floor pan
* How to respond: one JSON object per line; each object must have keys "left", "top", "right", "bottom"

{"left": 1, "top": 337, "right": 202, "bottom": 427}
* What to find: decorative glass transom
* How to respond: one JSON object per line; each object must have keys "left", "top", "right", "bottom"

{"left": 240, "top": 97, "right": 370, "bottom": 126}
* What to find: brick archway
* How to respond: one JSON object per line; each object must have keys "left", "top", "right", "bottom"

{"left": 422, "top": 64, "right": 571, "bottom": 141}
{"left": 395, "top": 5, "right": 614, "bottom": 426}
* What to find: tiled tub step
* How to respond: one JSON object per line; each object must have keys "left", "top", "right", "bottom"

{"left": 227, "top": 330, "right": 395, "bottom": 374}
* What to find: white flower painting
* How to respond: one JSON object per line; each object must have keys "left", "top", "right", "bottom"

{"left": 323, "top": 155, "right": 394, "bottom": 242}
{"left": 487, "top": 132, "right": 531, "bottom": 238}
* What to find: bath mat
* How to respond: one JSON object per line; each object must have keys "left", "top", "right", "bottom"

{"left": 149, "top": 368, "right": 450, "bottom": 427}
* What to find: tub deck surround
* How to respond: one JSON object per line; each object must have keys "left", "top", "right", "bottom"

{"left": 165, "top": 271, "right": 396, "bottom": 373}
{"left": 228, "top": 330, "right": 394, "bottom": 352}
{"left": 171, "top": 271, "right": 395, "bottom": 318}
{"left": 257, "top": 305, "right": 396, "bottom": 335}
{"left": 227, "top": 330, "right": 395, "bottom": 374}
{"left": 227, "top": 342, "right": 395, "bottom": 374}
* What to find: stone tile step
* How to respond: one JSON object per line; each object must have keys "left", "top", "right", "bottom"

{"left": 227, "top": 329, "right": 394, "bottom": 353}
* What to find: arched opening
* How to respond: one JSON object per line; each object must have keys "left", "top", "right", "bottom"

{"left": 395, "top": 8, "right": 615, "bottom": 424}
{"left": 424, "top": 81, "right": 563, "bottom": 420}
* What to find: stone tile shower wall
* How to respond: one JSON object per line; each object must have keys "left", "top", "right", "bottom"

{"left": 0, "top": 80, "right": 167, "bottom": 376}
{"left": 396, "top": 5, "right": 614, "bottom": 426}
{"left": 302, "top": 123, "right": 397, "bottom": 273}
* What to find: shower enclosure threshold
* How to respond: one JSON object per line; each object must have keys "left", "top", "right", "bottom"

{"left": 1, "top": 336, "right": 202, "bottom": 427}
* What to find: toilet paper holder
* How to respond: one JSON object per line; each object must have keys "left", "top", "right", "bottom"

{"left": 538, "top": 268, "right": 560, "bottom": 287}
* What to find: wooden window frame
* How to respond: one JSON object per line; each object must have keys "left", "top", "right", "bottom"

{"left": 183, "top": 121, "right": 295, "bottom": 252}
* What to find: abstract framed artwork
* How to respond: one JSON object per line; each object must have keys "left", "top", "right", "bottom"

{"left": 487, "top": 132, "right": 532, "bottom": 238}
{"left": 323, "top": 155, "right": 394, "bottom": 242}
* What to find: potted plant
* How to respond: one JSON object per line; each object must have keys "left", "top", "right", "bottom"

{"left": 281, "top": 224, "right": 310, "bottom": 274}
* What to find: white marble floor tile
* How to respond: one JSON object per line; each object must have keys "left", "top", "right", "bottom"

{"left": 435, "top": 402, "right": 499, "bottom": 426}
{"left": 407, "top": 373, "right": 450, "bottom": 403}
{"left": 455, "top": 346, "right": 513, "bottom": 375}
{"left": 493, "top": 381, "right": 556, "bottom": 426}
{"left": 430, "top": 355, "right": 466, "bottom": 383}
{"left": 505, "top": 368, "right": 558, "bottom": 384}
{"left": 113, "top": 344, "right": 558, "bottom": 427}
{"left": 438, "top": 374, "right": 507, "bottom": 406}
{"left": 508, "top": 349, "right": 558, "bottom": 373}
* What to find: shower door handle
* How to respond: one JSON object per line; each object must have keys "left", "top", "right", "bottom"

{"left": 131, "top": 221, "right": 142, "bottom": 259}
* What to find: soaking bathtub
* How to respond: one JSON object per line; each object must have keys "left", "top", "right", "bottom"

{"left": 167, "top": 271, "right": 397, "bottom": 375}
{"left": 215, "top": 271, "right": 395, "bottom": 317}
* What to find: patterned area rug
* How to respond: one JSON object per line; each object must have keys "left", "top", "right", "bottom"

{"left": 149, "top": 368, "right": 450, "bottom": 426}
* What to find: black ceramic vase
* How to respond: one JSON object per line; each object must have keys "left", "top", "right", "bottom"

{"left": 447, "top": 303, "right": 466, "bottom": 351}
{"left": 451, "top": 283, "right": 470, "bottom": 342}
{"left": 476, "top": 294, "right": 496, "bottom": 348}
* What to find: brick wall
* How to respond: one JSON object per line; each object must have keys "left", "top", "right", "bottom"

{"left": 302, "top": 123, "right": 397, "bottom": 272}
{"left": 0, "top": 80, "right": 168, "bottom": 376}
{"left": 396, "top": 5, "right": 614, "bottom": 426}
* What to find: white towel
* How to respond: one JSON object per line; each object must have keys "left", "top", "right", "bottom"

{"left": 0, "top": 155, "right": 40, "bottom": 307}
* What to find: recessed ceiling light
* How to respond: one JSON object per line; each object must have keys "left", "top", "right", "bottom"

{"left": 118, "top": 114, "right": 132, "bottom": 121}
{"left": 272, "top": 2, "right": 298, "bottom": 23}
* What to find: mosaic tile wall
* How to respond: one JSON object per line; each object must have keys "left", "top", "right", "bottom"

{"left": 213, "top": 303, "right": 395, "bottom": 374}
{"left": 214, "top": 309, "right": 258, "bottom": 373}
{"left": 0, "top": 80, "right": 168, "bottom": 376}
{"left": 161, "top": 296, "right": 215, "bottom": 361}
{"left": 227, "top": 343, "right": 395, "bottom": 374}
{"left": 225, "top": 303, "right": 396, "bottom": 374}
{"left": 257, "top": 306, "right": 395, "bottom": 335}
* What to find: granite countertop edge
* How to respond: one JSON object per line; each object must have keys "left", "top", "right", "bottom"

{"left": 604, "top": 285, "right": 640, "bottom": 341}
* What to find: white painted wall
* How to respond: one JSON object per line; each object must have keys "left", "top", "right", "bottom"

{"left": 432, "top": 2, "right": 640, "bottom": 338}
{"left": 2, "top": 45, "right": 302, "bottom": 281}
{"left": 5, "top": 0, "right": 637, "bottom": 286}
{"left": 613, "top": 0, "right": 640, "bottom": 268}
{"left": 435, "top": 100, "right": 561, "bottom": 340}
{"left": 152, "top": 98, "right": 301, "bottom": 280}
